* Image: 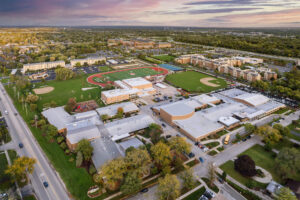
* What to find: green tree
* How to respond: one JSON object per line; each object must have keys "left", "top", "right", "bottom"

{"left": 179, "top": 168, "right": 196, "bottom": 190}
{"left": 244, "top": 123, "right": 255, "bottom": 134}
{"left": 75, "top": 139, "right": 93, "bottom": 161}
{"left": 100, "top": 157, "right": 127, "bottom": 190}
{"left": 255, "top": 125, "right": 282, "bottom": 144}
{"left": 26, "top": 94, "right": 39, "bottom": 104}
{"left": 55, "top": 68, "right": 74, "bottom": 80}
{"left": 120, "top": 172, "right": 142, "bottom": 195}
{"left": 5, "top": 156, "right": 36, "bottom": 181}
{"left": 157, "top": 174, "right": 180, "bottom": 200}
{"left": 169, "top": 137, "right": 191, "bottom": 154}
{"left": 64, "top": 97, "right": 77, "bottom": 113}
{"left": 151, "top": 141, "right": 171, "bottom": 170}
{"left": 276, "top": 187, "right": 297, "bottom": 200}
{"left": 76, "top": 151, "right": 83, "bottom": 167}
{"left": 275, "top": 148, "right": 300, "bottom": 179}
{"left": 30, "top": 103, "right": 37, "bottom": 111}
{"left": 125, "top": 148, "right": 151, "bottom": 176}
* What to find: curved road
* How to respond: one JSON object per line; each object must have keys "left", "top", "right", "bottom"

{"left": 0, "top": 83, "right": 70, "bottom": 200}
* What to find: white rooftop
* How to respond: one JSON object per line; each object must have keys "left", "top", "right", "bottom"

{"left": 66, "top": 125, "right": 100, "bottom": 144}
{"left": 104, "top": 114, "right": 155, "bottom": 140}
{"left": 96, "top": 102, "right": 139, "bottom": 117}
{"left": 122, "top": 77, "right": 152, "bottom": 87}
{"left": 192, "top": 94, "right": 219, "bottom": 104}
{"left": 119, "top": 138, "right": 144, "bottom": 151}
{"left": 158, "top": 101, "right": 195, "bottom": 117}
{"left": 218, "top": 116, "right": 240, "bottom": 127}
{"left": 102, "top": 88, "right": 139, "bottom": 98}
{"left": 42, "top": 107, "right": 72, "bottom": 130}
{"left": 234, "top": 93, "right": 269, "bottom": 107}
{"left": 173, "top": 112, "right": 224, "bottom": 139}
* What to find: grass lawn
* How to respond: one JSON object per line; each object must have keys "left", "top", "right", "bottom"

{"left": 144, "top": 56, "right": 162, "bottom": 64}
{"left": 94, "top": 68, "right": 160, "bottom": 83}
{"left": 220, "top": 160, "right": 267, "bottom": 189}
{"left": 152, "top": 55, "right": 175, "bottom": 62}
{"left": 208, "top": 150, "right": 218, "bottom": 156}
{"left": 185, "top": 159, "right": 200, "bottom": 168}
{"left": 240, "top": 144, "right": 300, "bottom": 183}
{"left": 23, "top": 195, "right": 37, "bottom": 200}
{"left": 5, "top": 75, "right": 103, "bottom": 111}
{"left": 8, "top": 150, "right": 17, "bottom": 162}
{"left": 165, "top": 71, "right": 227, "bottom": 93}
{"left": 182, "top": 186, "right": 205, "bottom": 200}
{"left": 201, "top": 177, "right": 219, "bottom": 193}
{"left": 269, "top": 138, "right": 295, "bottom": 151}
{"left": 0, "top": 151, "right": 13, "bottom": 190}
{"left": 99, "top": 66, "right": 113, "bottom": 72}
{"left": 205, "top": 141, "right": 220, "bottom": 149}
{"left": 273, "top": 107, "right": 290, "bottom": 114}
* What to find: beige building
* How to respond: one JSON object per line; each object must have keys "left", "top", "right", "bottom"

{"left": 23, "top": 61, "right": 65, "bottom": 72}
{"left": 70, "top": 57, "right": 106, "bottom": 67}
{"left": 101, "top": 77, "right": 156, "bottom": 104}
{"left": 156, "top": 42, "right": 172, "bottom": 48}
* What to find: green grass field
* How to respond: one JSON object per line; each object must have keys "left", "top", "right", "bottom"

{"left": 152, "top": 55, "right": 175, "bottom": 62}
{"left": 182, "top": 187, "right": 205, "bottom": 200}
{"left": 0, "top": 152, "right": 12, "bottom": 190}
{"left": 93, "top": 68, "right": 160, "bottom": 83}
{"left": 165, "top": 71, "right": 227, "bottom": 93}
{"left": 28, "top": 76, "right": 102, "bottom": 110}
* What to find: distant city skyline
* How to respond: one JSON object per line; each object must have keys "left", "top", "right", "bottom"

{"left": 0, "top": 0, "right": 300, "bottom": 27}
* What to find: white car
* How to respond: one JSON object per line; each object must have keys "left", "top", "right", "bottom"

{"left": 4, "top": 110, "right": 8, "bottom": 115}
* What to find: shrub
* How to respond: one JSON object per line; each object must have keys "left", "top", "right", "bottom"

{"left": 264, "top": 143, "right": 272, "bottom": 151}
{"left": 57, "top": 136, "right": 64, "bottom": 144}
{"left": 68, "top": 157, "right": 74, "bottom": 162}
{"left": 76, "top": 151, "right": 83, "bottom": 167}
{"left": 234, "top": 155, "right": 257, "bottom": 177}
{"left": 60, "top": 142, "right": 67, "bottom": 150}
{"left": 222, "top": 171, "right": 227, "bottom": 180}
{"left": 65, "top": 149, "right": 70, "bottom": 155}
{"left": 89, "top": 165, "right": 97, "bottom": 175}
{"left": 256, "top": 169, "right": 265, "bottom": 178}
{"left": 150, "top": 166, "right": 158, "bottom": 175}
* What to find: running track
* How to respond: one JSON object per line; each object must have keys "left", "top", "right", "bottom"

{"left": 87, "top": 67, "right": 169, "bottom": 87}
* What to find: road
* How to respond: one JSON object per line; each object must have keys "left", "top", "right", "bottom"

{"left": 0, "top": 83, "right": 70, "bottom": 200}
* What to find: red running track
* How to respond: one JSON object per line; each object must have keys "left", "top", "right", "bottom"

{"left": 86, "top": 66, "right": 169, "bottom": 87}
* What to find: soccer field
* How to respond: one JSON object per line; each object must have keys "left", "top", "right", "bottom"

{"left": 165, "top": 71, "right": 227, "bottom": 93}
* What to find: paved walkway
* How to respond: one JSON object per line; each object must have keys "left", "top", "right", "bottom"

{"left": 253, "top": 166, "right": 272, "bottom": 183}
{"left": 0, "top": 141, "right": 14, "bottom": 151}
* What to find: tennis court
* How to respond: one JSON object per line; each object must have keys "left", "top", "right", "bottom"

{"left": 159, "top": 64, "right": 183, "bottom": 71}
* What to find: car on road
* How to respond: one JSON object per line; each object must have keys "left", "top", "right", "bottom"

{"left": 140, "top": 188, "right": 148, "bottom": 193}
{"left": 18, "top": 143, "right": 24, "bottom": 148}
{"left": 43, "top": 181, "right": 49, "bottom": 188}
{"left": 14, "top": 113, "right": 17, "bottom": 116}
{"left": 199, "top": 157, "right": 204, "bottom": 163}
{"left": 40, "top": 174, "right": 49, "bottom": 188}
{"left": 4, "top": 110, "right": 8, "bottom": 115}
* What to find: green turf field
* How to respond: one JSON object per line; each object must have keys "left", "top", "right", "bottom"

{"left": 152, "top": 55, "right": 175, "bottom": 62}
{"left": 94, "top": 68, "right": 160, "bottom": 83}
{"left": 165, "top": 71, "right": 227, "bottom": 93}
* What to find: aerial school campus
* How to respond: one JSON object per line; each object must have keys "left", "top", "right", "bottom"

{"left": 0, "top": 33, "right": 299, "bottom": 200}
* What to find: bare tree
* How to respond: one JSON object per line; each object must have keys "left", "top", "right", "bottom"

{"left": 207, "top": 162, "right": 216, "bottom": 187}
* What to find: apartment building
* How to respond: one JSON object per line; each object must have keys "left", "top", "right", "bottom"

{"left": 70, "top": 57, "right": 106, "bottom": 67}
{"left": 23, "top": 61, "right": 65, "bottom": 72}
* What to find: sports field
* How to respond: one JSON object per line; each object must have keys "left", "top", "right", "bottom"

{"left": 152, "top": 55, "right": 175, "bottom": 62}
{"left": 87, "top": 67, "right": 168, "bottom": 87}
{"left": 165, "top": 71, "right": 227, "bottom": 93}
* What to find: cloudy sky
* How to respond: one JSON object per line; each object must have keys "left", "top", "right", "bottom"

{"left": 0, "top": 0, "right": 300, "bottom": 27}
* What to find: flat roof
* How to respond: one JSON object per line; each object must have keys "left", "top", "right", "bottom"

{"left": 218, "top": 116, "right": 240, "bottom": 127}
{"left": 234, "top": 93, "right": 269, "bottom": 107}
{"left": 155, "top": 83, "right": 167, "bottom": 89}
{"left": 174, "top": 112, "right": 224, "bottom": 139}
{"left": 91, "top": 137, "right": 122, "bottom": 170}
{"left": 122, "top": 77, "right": 152, "bottom": 87}
{"left": 119, "top": 138, "right": 144, "bottom": 151}
{"left": 218, "top": 88, "right": 247, "bottom": 98}
{"left": 160, "top": 101, "right": 195, "bottom": 117}
{"left": 96, "top": 102, "right": 139, "bottom": 117}
{"left": 102, "top": 88, "right": 139, "bottom": 98}
{"left": 192, "top": 94, "right": 220, "bottom": 104}
{"left": 42, "top": 107, "right": 72, "bottom": 130}
{"left": 66, "top": 125, "right": 100, "bottom": 144}
{"left": 104, "top": 114, "right": 155, "bottom": 139}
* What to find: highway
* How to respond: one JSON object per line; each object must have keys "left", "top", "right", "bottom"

{"left": 0, "top": 83, "right": 70, "bottom": 200}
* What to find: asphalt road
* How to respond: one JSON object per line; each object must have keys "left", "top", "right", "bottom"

{"left": 0, "top": 83, "right": 70, "bottom": 200}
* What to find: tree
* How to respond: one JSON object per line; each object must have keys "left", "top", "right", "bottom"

{"left": 5, "top": 157, "right": 36, "bottom": 181}
{"left": 76, "top": 139, "right": 94, "bottom": 161}
{"left": 101, "top": 114, "right": 109, "bottom": 121}
{"left": 30, "top": 103, "right": 37, "bottom": 112}
{"left": 234, "top": 155, "right": 256, "bottom": 177}
{"left": 255, "top": 125, "right": 282, "bottom": 144}
{"left": 157, "top": 174, "right": 180, "bottom": 200}
{"left": 26, "top": 94, "right": 39, "bottom": 104}
{"left": 116, "top": 107, "right": 124, "bottom": 118}
{"left": 151, "top": 141, "right": 171, "bottom": 170}
{"left": 276, "top": 187, "right": 297, "bottom": 200}
{"left": 169, "top": 137, "right": 191, "bottom": 154}
{"left": 207, "top": 162, "right": 216, "bottom": 187}
{"left": 149, "top": 123, "right": 163, "bottom": 144}
{"left": 179, "top": 168, "right": 196, "bottom": 190}
{"left": 64, "top": 97, "right": 77, "bottom": 113}
{"left": 100, "top": 157, "right": 126, "bottom": 190}
{"left": 125, "top": 148, "right": 151, "bottom": 176}
{"left": 244, "top": 123, "right": 255, "bottom": 134}
{"left": 120, "top": 172, "right": 142, "bottom": 195}
{"left": 55, "top": 68, "right": 74, "bottom": 81}
{"left": 275, "top": 148, "right": 300, "bottom": 179}
{"left": 273, "top": 124, "right": 290, "bottom": 137}
{"left": 76, "top": 151, "right": 83, "bottom": 167}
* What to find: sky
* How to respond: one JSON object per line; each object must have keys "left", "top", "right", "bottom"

{"left": 0, "top": 0, "right": 300, "bottom": 27}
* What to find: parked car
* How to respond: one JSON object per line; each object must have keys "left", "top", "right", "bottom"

{"left": 18, "top": 143, "right": 24, "bottom": 148}
{"left": 203, "top": 189, "right": 215, "bottom": 199}
{"left": 161, "top": 123, "right": 166, "bottom": 128}
{"left": 199, "top": 195, "right": 209, "bottom": 200}
{"left": 217, "top": 177, "right": 224, "bottom": 184}
{"left": 166, "top": 135, "right": 172, "bottom": 139}
{"left": 246, "top": 135, "right": 251, "bottom": 139}
{"left": 242, "top": 138, "right": 247, "bottom": 142}
{"left": 140, "top": 188, "right": 148, "bottom": 193}
{"left": 4, "top": 110, "right": 8, "bottom": 115}
{"left": 188, "top": 152, "right": 195, "bottom": 158}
